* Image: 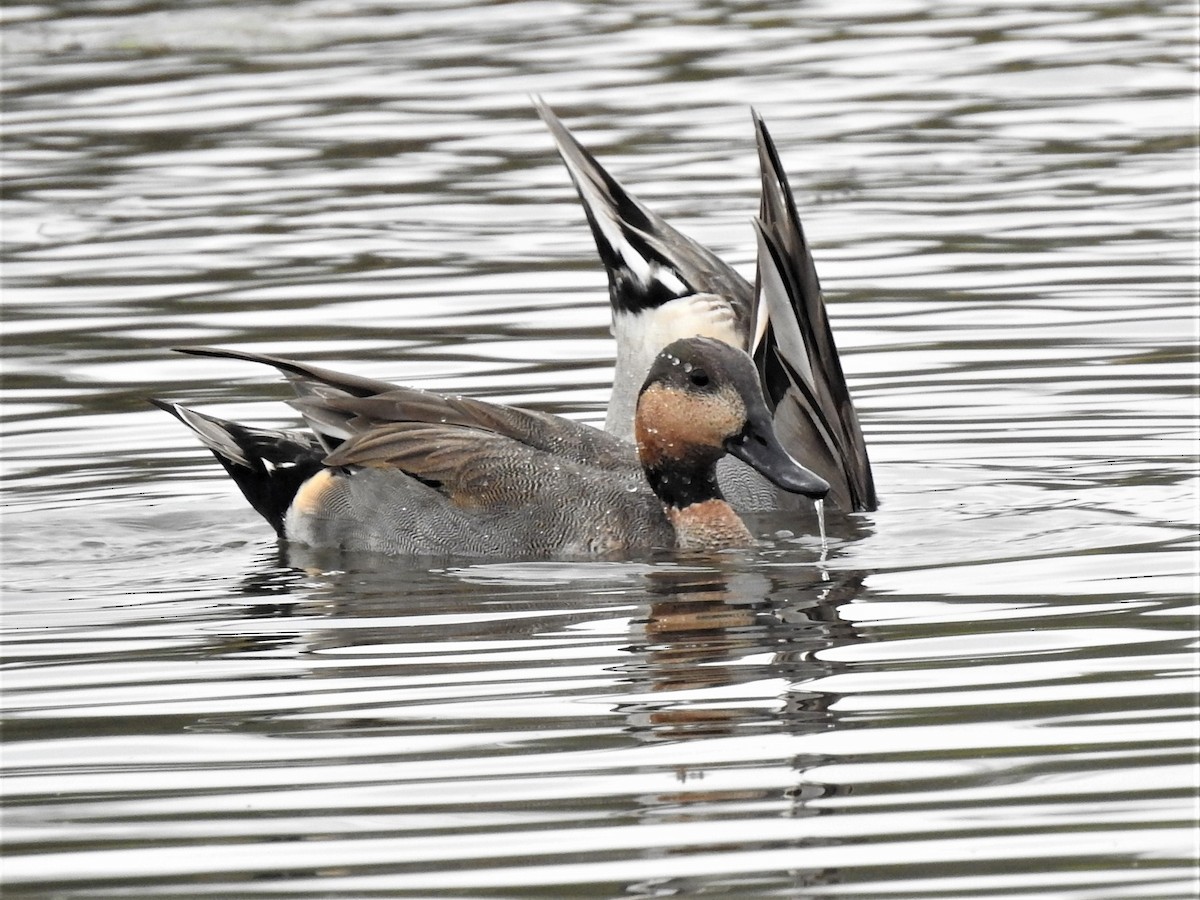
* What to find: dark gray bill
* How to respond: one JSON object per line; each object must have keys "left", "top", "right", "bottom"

{"left": 727, "top": 414, "right": 830, "bottom": 500}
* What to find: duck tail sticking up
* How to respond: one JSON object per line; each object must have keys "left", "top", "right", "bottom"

{"left": 532, "top": 96, "right": 752, "bottom": 321}
{"left": 149, "top": 400, "right": 326, "bottom": 537}
{"left": 751, "top": 112, "right": 878, "bottom": 513}
{"left": 533, "top": 97, "right": 756, "bottom": 440}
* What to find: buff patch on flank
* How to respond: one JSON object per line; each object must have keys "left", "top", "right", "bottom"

{"left": 290, "top": 468, "right": 336, "bottom": 516}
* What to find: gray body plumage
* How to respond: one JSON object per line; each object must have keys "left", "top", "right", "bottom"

{"left": 284, "top": 463, "right": 669, "bottom": 558}
{"left": 166, "top": 346, "right": 674, "bottom": 558}
{"left": 155, "top": 338, "right": 830, "bottom": 559}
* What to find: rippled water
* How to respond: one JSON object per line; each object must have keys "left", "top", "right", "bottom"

{"left": 3, "top": 1, "right": 1197, "bottom": 897}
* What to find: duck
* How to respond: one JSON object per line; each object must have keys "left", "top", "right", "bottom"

{"left": 153, "top": 337, "right": 830, "bottom": 559}
{"left": 534, "top": 100, "right": 877, "bottom": 513}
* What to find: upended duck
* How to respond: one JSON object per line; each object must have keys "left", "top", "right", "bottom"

{"left": 154, "top": 338, "right": 829, "bottom": 558}
{"left": 534, "top": 101, "right": 877, "bottom": 513}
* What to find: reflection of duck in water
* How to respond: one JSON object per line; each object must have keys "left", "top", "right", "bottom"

{"left": 536, "top": 100, "right": 877, "bottom": 514}
{"left": 620, "top": 563, "right": 868, "bottom": 742}
{"left": 154, "top": 337, "right": 828, "bottom": 558}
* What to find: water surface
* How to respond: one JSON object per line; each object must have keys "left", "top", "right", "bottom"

{"left": 3, "top": 1, "right": 1197, "bottom": 896}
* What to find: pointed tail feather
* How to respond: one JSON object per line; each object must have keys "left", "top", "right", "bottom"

{"left": 534, "top": 97, "right": 754, "bottom": 326}
{"left": 151, "top": 399, "right": 326, "bottom": 536}
{"left": 751, "top": 114, "right": 877, "bottom": 512}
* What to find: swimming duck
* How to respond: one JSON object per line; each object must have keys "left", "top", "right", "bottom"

{"left": 154, "top": 337, "right": 829, "bottom": 558}
{"left": 535, "top": 101, "right": 877, "bottom": 513}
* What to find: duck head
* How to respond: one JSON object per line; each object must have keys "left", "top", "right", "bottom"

{"left": 634, "top": 337, "right": 830, "bottom": 510}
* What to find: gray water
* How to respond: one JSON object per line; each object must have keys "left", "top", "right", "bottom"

{"left": 3, "top": 1, "right": 1197, "bottom": 897}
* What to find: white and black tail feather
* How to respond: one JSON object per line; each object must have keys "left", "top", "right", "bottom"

{"left": 751, "top": 112, "right": 877, "bottom": 512}
{"left": 151, "top": 400, "right": 326, "bottom": 536}
{"left": 534, "top": 97, "right": 754, "bottom": 326}
{"left": 535, "top": 99, "right": 758, "bottom": 438}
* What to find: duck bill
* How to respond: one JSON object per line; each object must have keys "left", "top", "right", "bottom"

{"left": 727, "top": 414, "right": 830, "bottom": 500}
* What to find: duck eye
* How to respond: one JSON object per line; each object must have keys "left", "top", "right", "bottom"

{"left": 688, "top": 369, "right": 710, "bottom": 388}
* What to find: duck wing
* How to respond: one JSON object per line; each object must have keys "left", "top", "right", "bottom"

{"left": 295, "top": 388, "right": 637, "bottom": 474}
{"left": 751, "top": 113, "right": 877, "bottom": 512}
{"left": 318, "top": 419, "right": 646, "bottom": 515}
{"left": 174, "top": 345, "right": 401, "bottom": 453}
{"left": 174, "top": 345, "right": 637, "bottom": 472}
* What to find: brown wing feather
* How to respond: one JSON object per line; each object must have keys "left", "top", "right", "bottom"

{"left": 176, "top": 345, "right": 638, "bottom": 472}
{"left": 174, "top": 346, "right": 400, "bottom": 397}
{"left": 295, "top": 388, "right": 637, "bottom": 473}
{"left": 323, "top": 422, "right": 622, "bottom": 510}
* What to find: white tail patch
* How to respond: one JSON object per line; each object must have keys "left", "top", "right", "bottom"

{"left": 606, "top": 294, "right": 747, "bottom": 439}
{"left": 754, "top": 226, "right": 814, "bottom": 389}
{"left": 750, "top": 288, "right": 770, "bottom": 356}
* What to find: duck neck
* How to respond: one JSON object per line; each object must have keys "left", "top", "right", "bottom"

{"left": 643, "top": 460, "right": 754, "bottom": 551}
{"left": 643, "top": 464, "right": 722, "bottom": 511}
